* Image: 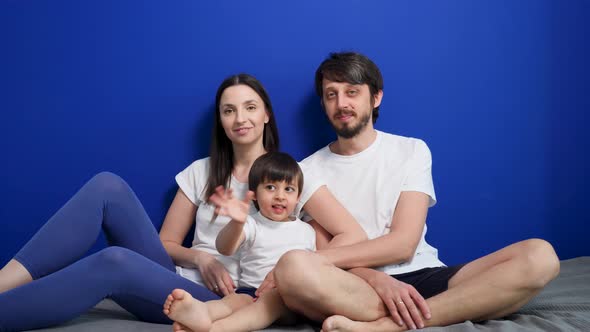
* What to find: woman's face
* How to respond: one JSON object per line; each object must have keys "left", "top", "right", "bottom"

{"left": 219, "top": 85, "right": 270, "bottom": 147}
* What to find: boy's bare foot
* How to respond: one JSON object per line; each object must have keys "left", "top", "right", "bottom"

{"left": 163, "top": 289, "right": 212, "bottom": 332}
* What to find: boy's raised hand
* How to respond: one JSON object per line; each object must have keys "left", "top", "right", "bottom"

{"left": 208, "top": 186, "right": 254, "bottom": 223}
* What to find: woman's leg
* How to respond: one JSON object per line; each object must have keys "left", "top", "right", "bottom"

{"left": 1, "top": 172, "right": 174, "bottom": 292}
{"left": 0, "top": 247, "right": 219, "bottom": 332}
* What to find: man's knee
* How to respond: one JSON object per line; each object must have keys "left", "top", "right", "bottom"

{"left": 517, "top": 239, "right": 560, "bottom": 288}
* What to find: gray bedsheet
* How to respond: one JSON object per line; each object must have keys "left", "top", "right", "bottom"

{"left": 27, "top": 257, "right": 590, "bottom": 332}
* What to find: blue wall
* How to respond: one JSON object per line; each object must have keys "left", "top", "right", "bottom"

{"left": 1, "top": 1, "right": 588, "bottom": 266}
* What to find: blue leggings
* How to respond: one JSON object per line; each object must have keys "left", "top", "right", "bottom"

{"left": 0, "top": 172, "right": 219, "bottom": 332}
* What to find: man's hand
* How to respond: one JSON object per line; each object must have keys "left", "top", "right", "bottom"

{"left": 255, "top": 268, "right": 276, "bottom": 297}
{"left": 208, "top": 186, "right": 253, "bottom": 223}
{"left": 370, "top": 271, "right": 431, "bottom": 330}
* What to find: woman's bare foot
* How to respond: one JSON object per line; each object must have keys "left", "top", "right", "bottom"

{"left": 163, "top": 289, "right": 212, "bottom": 332}
{"left": 0, "top": 259, "right": 33, "bottom": 293}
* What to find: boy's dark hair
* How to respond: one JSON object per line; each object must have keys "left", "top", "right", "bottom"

{"left": 248, "top": 152, "right": 304, "bottom": 202}
{"left": 315, "top": 52, "right": 384, "bottom": 123}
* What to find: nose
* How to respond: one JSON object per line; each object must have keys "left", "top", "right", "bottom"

{"left": 337, "top": 94, "right": 349, "bottom": 110}
{"left": 274, "top": 189, "right": 286, "bottom": 200}
{"left": 235, "top": 109, "right": 246, "bottom": 123}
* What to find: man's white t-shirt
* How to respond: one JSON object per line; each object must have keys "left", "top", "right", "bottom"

{"left": 301, "top": 130, "right": 444, "bottom": 275}
{"left": 239, "top": 212, "right": 316, "bottom": 289}
{"left": 174, "top": 157, "right": 322, "bottom": 286}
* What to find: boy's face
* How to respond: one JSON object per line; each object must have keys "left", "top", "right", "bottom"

{"left": 254, "top": 179, "right": 299, "bottom": 222}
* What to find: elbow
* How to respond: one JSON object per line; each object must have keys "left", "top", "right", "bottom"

{"left": 398, "top": 244, "right": 419, "bottom": 262}
{"left": 215, "top": 241, "right": 235, "bottom": 257}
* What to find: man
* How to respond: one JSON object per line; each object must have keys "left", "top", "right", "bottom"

{"left": 272, "top": 52, "right": 560, "bottom": 331}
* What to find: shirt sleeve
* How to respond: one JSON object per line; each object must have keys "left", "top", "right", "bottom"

{"left": 296, "top": 162, "right": 326, "bottom": 221}
{"left": 401, "top": 139, "right": 437, "bottom": 207}
{"left": 175, "top": 159, "right": 208, "bottom": 206}
{"left": 240, "top": 216, "right": 257, "bottom": 252}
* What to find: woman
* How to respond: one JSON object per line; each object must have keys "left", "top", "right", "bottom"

{"left": 0, "top": 74, "right": 366, "bottom": 331}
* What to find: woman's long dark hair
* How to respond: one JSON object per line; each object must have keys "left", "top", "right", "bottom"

{"left": 205, "top": 74, "right": 280, "bottom": 198}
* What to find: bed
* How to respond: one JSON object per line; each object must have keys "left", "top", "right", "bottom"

{"left": 27, "top": 256, "right": 590, "bottom": 332}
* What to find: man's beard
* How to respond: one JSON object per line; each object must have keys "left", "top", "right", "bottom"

{"left": 330, "top": 111, "right": 371, "bottom": 139}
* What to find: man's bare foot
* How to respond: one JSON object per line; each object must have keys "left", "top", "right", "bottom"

{"left": 163, "top": 289, "right": 211, "bottom": 332}
{"left": 321, "top": 315, "right": 405, "bottom": 332}
{"left": 321, "top": 315, "right": 362, "bottom": 332}
{"left": 172, "top": 321, "right": 193, "bottom": 332}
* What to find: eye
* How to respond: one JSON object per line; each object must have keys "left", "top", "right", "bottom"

{"left": 347, "top": 89, "right": 358, "bottom": 96}
{"left": 264, "top": 184, "right": 276, "bottom": 191}
{"left": 285, "top": 186, "right": 297, "bottom": 193}
{"left": 325, "top": 91, "right": 336, "bottom": 99}
{"left": 246, "top": 105, "right": 257, "bottom": 111}
{"left": 222, "top": 108, "right": 234, "bottom": 114}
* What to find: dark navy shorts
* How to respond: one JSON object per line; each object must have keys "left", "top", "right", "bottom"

{"left": 391, "top": 264, "right": 466, "bottom": 299}
{"left": 235, "top": 287, "right": 257, "bottom": 298}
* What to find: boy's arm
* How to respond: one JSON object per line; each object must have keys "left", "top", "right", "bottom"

{"left": 209, "top": 185, "right": 254, "bottom": 256}
{"left": 216, "top": 219, "right": 247, "bottom": 256}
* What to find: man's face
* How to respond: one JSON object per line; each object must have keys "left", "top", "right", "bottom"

{"left": 321, "top": 79, "right": 382, "bottom": 139}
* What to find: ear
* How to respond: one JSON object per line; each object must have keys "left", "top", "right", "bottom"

{"left": 373, "top": 90, "right": 384, "bottom": 108}
{"left": 264, "top": 112, "right": 269, "bottom": 124}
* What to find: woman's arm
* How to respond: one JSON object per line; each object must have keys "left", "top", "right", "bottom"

{"left": 159, "top": 188, "right": 237, "bottom": 295}
{"left": 159, "top": 189, "right": 206, "bottom": 268}
{"left": 316, "top": 191, "right": 430, "bottom": 269}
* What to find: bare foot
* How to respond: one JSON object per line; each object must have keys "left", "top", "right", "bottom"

{"left": 322, "top": 315, "right": 362, "bottom": 332}
{"left": 172, "top": 321, "right": 193, "bottom": 332}
{"left": 0, "top": 259, "right": 33, "bottom": 293}
{"left": 322, "top": 315, "right": 406, "bottom": 332}
{"left": 163, "top": 289, "right": 212, "bottom": 332}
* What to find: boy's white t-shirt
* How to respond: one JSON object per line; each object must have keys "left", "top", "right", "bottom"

{"left": 301, "top": 130, "right": 444, "bottom": 275}
{"left": 174, "top": 157, "right": 322, "bottom": 286}
{"left": 239, "top": 212, "right": 316, "bottom": 289}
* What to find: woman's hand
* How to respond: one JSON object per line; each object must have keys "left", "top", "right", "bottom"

{"left": 255, "top": 268, "right": 276, "bottom": 297}
{"left": 369, "top": 271, "right": 430, "bottom": 330}
{"left": 196, "top": 252, "right": 236, "bottom": 296}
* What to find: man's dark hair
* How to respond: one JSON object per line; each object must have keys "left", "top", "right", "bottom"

{"left": 248, "top": 152, "right": 304, "bottom": 205}
{"left": 315, "top": 52, "right": 384, "bottom": 123}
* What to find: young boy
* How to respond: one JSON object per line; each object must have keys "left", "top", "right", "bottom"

{"left": 162, "top": 152, "right": 316, "bottom": 332}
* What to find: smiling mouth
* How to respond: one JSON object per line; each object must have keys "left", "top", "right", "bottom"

{"left": 335, "top": 112, "right": 355, "bottom": 121}
{"left": 271, "top": 204, "right": 286, "bottom": 212}
{"left": 234, "top": 127, "right": 251, "bottom": 135}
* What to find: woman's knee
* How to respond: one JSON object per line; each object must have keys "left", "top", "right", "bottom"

{"left": 517, "top": 239, "right": 560, "bottom": 288}
{"left": 93, "top": 246, "right": 137, "bottom": 270}
{"left": 87, "top": 172, "right": 131, "bottom": 196}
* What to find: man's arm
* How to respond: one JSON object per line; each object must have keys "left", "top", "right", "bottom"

{"left": 317, "top": 191, "right": 430, "bottom": 269}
